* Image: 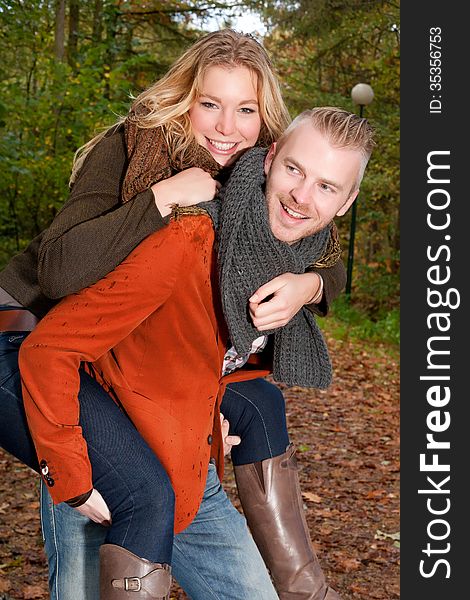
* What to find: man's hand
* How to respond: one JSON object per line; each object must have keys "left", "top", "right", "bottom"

{"left": 249, "top": 272, "right": 322, "bottom": 330}
{"left": 220, "top": 413, "right": 241, "bottom": 456}
{"left": 74, "top": 488, "right": 112, "bottom": 526}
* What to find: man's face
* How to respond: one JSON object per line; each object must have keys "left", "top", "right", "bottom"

{"left": 264, "top": 123, "right": 362, "bottom": 244}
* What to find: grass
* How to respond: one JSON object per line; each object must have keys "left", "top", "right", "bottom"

{"left": 318, "top": 295, "right": 400, "bottom": 348}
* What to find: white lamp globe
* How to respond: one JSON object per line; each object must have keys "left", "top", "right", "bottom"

{"left": 351, "top": 83, "right": 374, "bottom": 106}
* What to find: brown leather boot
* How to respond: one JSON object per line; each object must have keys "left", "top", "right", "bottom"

{"left": 234, "top": 444, "right": 342, "bottom": 600}
{"left": 99, "top": 544, "right": 172, "bottom": 599}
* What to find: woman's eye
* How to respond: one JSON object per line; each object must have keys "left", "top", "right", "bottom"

{"left": 201, "top": 101, "right": 218, "bottom": 109}
{"left": 239, "top": 107, "right": 256, "bottom": 114}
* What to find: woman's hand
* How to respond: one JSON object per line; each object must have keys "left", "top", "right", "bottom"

{"left": 249, "top": 272, "right": 323, "bottom": 330}
{"left": 74, "top": 488, "right": 112, "bottom": 526}
{"left": 152, "top": 168, "right": 220, "bottom": 217}
{"left": 220, "top": 413, "right": 241, "bottom": 456}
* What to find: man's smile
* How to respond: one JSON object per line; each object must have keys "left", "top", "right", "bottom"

{"left": 280, "top": 202, "right": 309, "bottom": 220}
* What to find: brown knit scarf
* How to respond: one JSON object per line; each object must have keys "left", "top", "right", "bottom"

{"left": 122, "top": 105, "right": 222, "bottom": 203}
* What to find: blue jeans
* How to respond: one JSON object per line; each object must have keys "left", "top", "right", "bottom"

{"left": 0, "top": 331, "right": 39, "bottom": 470}
{"left": 1, "top": 331, "right": 175, "bottom": 563}
{"left": 221, "top": 378, "right": 289, "bottom": 466}
{"left": 0, "top": 333, "right": 289, "bottom": 471}
{"left": 41, "top": 462, "right": 278, "bottom": 599}
{"left": 1, "top": 326, "right": 289, "bottom": 593}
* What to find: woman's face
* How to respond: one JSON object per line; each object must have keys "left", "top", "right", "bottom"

{"left": 189, "top": 65, "right": 262, "bottom": 166}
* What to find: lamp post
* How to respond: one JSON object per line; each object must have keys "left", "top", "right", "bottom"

{"left": 345, "top": 83, "right": 374, "bottom": 298}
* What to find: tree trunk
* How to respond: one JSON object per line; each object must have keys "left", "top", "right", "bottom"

{"left": 92, "top": 0, "right": 103, "bottom": 42}
{"left": 103, "top": 5, "right": 120, "bottom": 99}
{"left": 68, "top": 0, "right": 80, "bottom": 68}
{"left": 54, "top": 0, "right": 66, "bottom": 62}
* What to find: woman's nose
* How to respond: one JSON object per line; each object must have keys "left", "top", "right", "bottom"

{"left": 215, "top": 111, "right": 236, "bottom": 137}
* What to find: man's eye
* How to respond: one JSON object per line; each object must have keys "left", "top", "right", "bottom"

{"left": 286, "top": 165, "right": 300, "bottom": 175}
{"left": 320, "top": 183, "right": 333, "bottom": 192}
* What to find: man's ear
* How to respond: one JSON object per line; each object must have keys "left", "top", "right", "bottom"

{"left": 264, "top": 142, "right": 277, "bottom": 175}
{"left": 336, "top": 189, "right": 359, "bottom": 216}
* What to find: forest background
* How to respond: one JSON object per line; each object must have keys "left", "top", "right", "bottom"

{"left": 0, "top": 0, "right": 400, "bottom": 343}
{"left": 0, "top": 2, "right": 400, "bottom": 598}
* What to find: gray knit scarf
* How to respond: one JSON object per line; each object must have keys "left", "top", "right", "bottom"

{"left": 199, "top": 147, "right": 332, "bottom": 389}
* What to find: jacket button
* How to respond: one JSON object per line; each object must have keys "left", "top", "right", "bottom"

{"left": 40, "top": 459, "right": 47, "bottom": 469}
{"left": 207, "top": 435, "right": 213, "bottom": 445}
{"left": 45, "top": 477, "right": 55, "bottom": 487}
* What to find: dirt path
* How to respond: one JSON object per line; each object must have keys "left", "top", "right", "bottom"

{"left": 0, "top": 336, "right": 399, "bottom": 599}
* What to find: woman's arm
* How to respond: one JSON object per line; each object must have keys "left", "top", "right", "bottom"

{"left": 38, "top": 128, "right": 219, "bottom": 299}
{"left": 248, "top": 259, "right": 346, "bottom": 330}
{"left": 20, "top": 224, "right": 186, "bottom": 504}
{"left": 37, "top": 128, "right": 166, "bottom": 299}
{"left": 307, "top": 259, "right": 347, "bottom": 316}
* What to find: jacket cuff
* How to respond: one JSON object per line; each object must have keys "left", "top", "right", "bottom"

{"left": 65, "top": 489, "right": 93, "bottom": 507}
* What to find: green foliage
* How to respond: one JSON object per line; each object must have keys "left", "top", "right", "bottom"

{"left": 0, "top": 1, "right": 229, "bottom": 263}
{"left": 0, "top": 1, "right": 400, "bottom": 336}
{"left": 318, "top": 294, "right": 400, "bottom": 347}
{"left": 254, "top": 0, "right": 400, "bottom": 317}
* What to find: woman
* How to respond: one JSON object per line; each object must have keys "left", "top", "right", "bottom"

{"left": 0, "top": 29, "right": 344, "bottom": 599}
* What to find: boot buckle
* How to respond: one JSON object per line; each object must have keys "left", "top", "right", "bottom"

{"left": 124, "top": 577, "right": 142, "bottom": 591}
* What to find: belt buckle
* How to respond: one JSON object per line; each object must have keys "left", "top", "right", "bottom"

{"left": 125, "top": 577, "right": 142, "bottom": 591}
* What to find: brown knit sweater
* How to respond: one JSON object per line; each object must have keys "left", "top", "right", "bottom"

{"left": 0, "top": 126, "right": 345, "bottom": 319}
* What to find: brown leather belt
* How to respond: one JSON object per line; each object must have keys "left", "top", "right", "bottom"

{"left": 0, "top": 309, "right": 38, "bottom": 332}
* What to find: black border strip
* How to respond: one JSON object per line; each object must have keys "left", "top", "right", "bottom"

{"left": 401, "top": 3, "right": 466, "bottom": 597}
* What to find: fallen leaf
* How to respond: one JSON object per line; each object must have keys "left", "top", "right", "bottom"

{"left": 365, "top": 489, "right": 386, "bottom": 499}
{"left": 23, "top": 584, "right": 47, "bottom": 599}
{"left": 302, "top": 492, "right": 322, "bottom": 503}
{"left": 340, "top": 558, "right": 362, "bottom": 572}
{"left": 385, "top": 581, "right": 400, "bottom": 597}
{"left": 375, "top": 529, "right": 400, "bottom": 541}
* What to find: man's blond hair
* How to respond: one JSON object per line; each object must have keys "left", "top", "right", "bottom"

{"left": 276, "top": 107, "right": 376, "bottom": 187}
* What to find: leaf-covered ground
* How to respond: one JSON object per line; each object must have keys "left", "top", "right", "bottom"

{"left": 0, "top": 336, "right": 399, "bottom": 599}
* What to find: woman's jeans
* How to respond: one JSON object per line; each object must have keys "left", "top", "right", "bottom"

{"left": 1, "top": 331, "right": 175, "bottom": 564}
{"left": 1, "top": 329, "right": 289, "bottom": 596}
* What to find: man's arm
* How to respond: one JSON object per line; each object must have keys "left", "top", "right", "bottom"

{"left": 20, "top": 223, "right": 186, "bottom": 504}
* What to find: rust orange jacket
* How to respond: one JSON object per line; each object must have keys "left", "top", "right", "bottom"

{"left": 19, "top": 215, "right": 269, "bottom": 533}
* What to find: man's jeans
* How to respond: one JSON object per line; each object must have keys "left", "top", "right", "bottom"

{"left": 41, "top": 462, "right": 279, "bottom": 600}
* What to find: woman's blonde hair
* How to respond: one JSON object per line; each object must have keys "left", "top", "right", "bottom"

{"left": 71, "top": 29, "right": 291, "bottom": 184}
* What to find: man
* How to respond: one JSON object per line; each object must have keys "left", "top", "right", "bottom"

{"left": 19, "top": 107, "right": 375, "bottom": 599}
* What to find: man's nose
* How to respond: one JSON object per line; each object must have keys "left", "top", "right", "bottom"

{"left": 215, "top": 111, "right": 236, "bottom": 136}
{"left": 291, "top": 181, "right": 312, "bottom": 205}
